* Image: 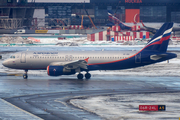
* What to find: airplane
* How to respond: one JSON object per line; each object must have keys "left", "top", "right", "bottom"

{"left": 141, "top": 20, "right": 158, "bottom": 34}
{"left": 108, "top": 11, "right": 180, "bottom": 34}
{"left": 2, "top": 23, "right": 177, "bottom": 79}
{"left": 141, "top": 21, "right": 180, "bottom": 35}
{"left": 107, "top": 11, "right": 132, "bottom": 30}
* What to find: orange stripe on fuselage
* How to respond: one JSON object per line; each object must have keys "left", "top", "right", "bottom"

{"left": 88, "top": 57, "right": 132, "bottom": 66}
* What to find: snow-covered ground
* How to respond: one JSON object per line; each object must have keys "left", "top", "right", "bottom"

{"left": 0, "top": 36, "right": 180, "bottom": 47}
{"left": 70, "top": 92, "right": 180, "bottom": 120}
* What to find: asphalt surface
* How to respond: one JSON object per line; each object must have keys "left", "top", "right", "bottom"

{"left": 0, "top": 75, "right": 179, "bottom": 120}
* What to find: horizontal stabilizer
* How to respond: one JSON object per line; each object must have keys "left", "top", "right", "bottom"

{"left": 150, "top": 54, "right": 167, "bottom": 60}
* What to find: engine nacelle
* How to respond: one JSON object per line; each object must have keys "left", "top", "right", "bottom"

{"left": 47, "top": 66, "right": 75, "bottom": 76}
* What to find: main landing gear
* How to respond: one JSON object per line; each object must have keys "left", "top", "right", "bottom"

{"left": 23, "top": 70, "right": 28, "bottom": 79}
{"left": 77, "top": 72, "right": 91, "bottom": 80}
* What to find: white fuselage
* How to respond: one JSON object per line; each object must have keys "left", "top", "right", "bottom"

{"left": 3, "top": 50, "right": 137, "bottom": 70}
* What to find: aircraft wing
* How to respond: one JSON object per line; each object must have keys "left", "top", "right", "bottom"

{"left": 141, "top": 21, "right": 158, "bottom": 34}
{"left": 49, "top": 57, "right": 89, "bottom": 70}
{"left": 144, "top": 26, "right": 157, "bottom": 34}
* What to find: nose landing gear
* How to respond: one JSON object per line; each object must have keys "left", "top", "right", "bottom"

{"left": 23, "top": 70, "right": 28, "bottom": 79}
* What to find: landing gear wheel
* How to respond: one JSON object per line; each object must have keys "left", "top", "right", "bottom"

{"left": 77, "top": 73, "right": 83, "bottom": 79}
{"left": 85, "top": 73, "right": 91, "bottom": 79}
{"left": 23, "top": 70, "right": 28, "bottom": 79}
{"left": 23, "top": 74, "right": 28, "bottom": 79}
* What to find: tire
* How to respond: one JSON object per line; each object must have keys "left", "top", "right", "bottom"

{"left": 85, "top": 73, "right": 91, "bottom": 79}
{"left": 77, "top": 73, "right": 83, "bottom": 79}
{"left": 23, "top": 74, "right": 28, "bottom": 79}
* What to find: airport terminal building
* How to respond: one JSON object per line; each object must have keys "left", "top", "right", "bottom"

{"left": 0, "top": 0, "right": 180, "bottom": 29}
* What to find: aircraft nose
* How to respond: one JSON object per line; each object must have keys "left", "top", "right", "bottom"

{"left": 2, "top": 60, "right": 8, "bottom": 67}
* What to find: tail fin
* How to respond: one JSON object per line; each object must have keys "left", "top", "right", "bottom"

{"left": 140, "top": 20, "right": 145, "bottom": 27}
{"left": 142, "top": 22, "right": 173, "bottom": 53}
{"left": 108, "top": 10, "right": 121, "bottom": 25}
{"left": 108, "top": 10, "right": 132, "bottom": 30}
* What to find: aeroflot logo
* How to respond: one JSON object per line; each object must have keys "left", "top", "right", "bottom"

{"left": 33, "top": 52, "right": 58, "bottom": 54}
{"left": 125, "top": 0, "right": 142, "bottom": 3}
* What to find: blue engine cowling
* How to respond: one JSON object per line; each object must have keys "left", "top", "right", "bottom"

{"left": 47, "top": 66, "right": 76, "bottom": 76}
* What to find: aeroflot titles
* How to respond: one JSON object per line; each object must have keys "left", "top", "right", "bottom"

{"left": 33, "top": 52, "right": 58, "bottom": 54}
{"left": 125, "top": 0, "right": 142, "bottom": 3}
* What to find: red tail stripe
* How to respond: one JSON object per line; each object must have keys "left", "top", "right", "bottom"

{"left": 147, "top": 35, "right": 170, "bottom": 47}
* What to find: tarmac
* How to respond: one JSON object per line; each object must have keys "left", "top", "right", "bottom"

{"left": 0, "top": 74, "right": 179, "bottom": 120}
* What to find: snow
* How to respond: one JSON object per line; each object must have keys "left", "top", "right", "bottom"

{"left": 70, "top": 93, "right": 180, "bottom": 120}
{"left": 0, "top": 36, "right": 180, "bottom": 47}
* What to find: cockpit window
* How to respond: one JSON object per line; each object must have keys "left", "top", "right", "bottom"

{"left": 10, "top": 56, "right": 15, "bottom": 58}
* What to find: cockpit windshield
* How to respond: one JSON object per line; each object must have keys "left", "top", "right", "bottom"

{"left": 10, "top": 55, "right": 15, "bottom": 59}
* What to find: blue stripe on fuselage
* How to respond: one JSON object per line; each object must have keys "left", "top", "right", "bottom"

{"left": 86, "top": 52, "right": 177, "bottom": 71}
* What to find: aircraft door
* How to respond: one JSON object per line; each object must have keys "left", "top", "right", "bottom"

{"left": 135, "top": 53, "right": 141, "bottom": 63}
{"left": 65, "top": 55, "right": 73, "bottom": 61}
{"left": 21, "top": 53, "right": 26, "bottom": 63}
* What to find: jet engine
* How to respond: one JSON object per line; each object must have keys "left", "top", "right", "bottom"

{"left": 47, "top": 66, "right": 75, "bottom": 76}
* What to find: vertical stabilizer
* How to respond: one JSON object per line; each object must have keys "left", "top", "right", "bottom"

{"left": 142, "top": 22, "right": 173, "bottom": 52}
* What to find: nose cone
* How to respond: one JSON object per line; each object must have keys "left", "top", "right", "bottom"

{"left": 2, "top": 60, "right": 8, "bottom": 67}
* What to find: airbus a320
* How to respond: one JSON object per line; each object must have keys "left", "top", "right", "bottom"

{"left": 3, "top": 23, "right": 177, "bottom": 79}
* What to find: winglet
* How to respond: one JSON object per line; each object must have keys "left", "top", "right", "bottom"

{"left": 84, "top": 57, "right": 89, "bottom": 62}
